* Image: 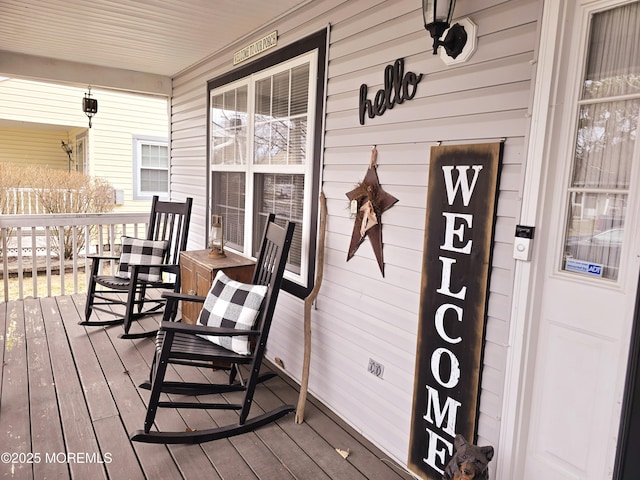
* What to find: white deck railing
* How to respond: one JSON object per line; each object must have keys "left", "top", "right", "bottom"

{"left": 0, "top": 212, "right": 149, "bottom": 302}
{"left": 1, "top": 187, "right": 79, "bottom": 215}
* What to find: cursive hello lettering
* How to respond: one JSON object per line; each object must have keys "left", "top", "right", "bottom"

{"left": 359, "top": 58, "right": 423, "bottom": 125}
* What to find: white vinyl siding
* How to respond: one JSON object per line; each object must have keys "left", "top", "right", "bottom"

{"left": 0, "top": 78, "right": 169, "bottom": 212}
{"left": 0, "top": 127, "right": 71, "bottom": 170}
{"left": 170, "top": 0, "right": 541, "bottom": 472}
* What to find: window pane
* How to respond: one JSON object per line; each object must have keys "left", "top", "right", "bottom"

{"left": 141, "top": 169, "right": 168, "bottom": 192}
{"left": 582, "top": 2, "right": 640, "bottom": 100}
{"left": 272, "top": 71, "right": 290, "bottom": 118}
{"left": 212, "top": 172, "right": 245, "bottom": 251}
{"left": 255, "top": 78, "right": 271, "bottom": 116}
{"left": 573, "top": 100, "right": 638, "bottom": 189}
{"left": 253, "top": 63, "right": 310, "bottom": 166}
{"left": 288, "top": 119, "right": 307, "bottom": 164}
{"left": 211, "top": 86, "right": 248, "bottom": 165}
{"left": 291, "top": 64, "right": 310, "bottom": 115}
{"left": 561, "top": 3, "right": 638, "bottom": 281}
{"left": 141, "top": 144, "right": 168, "bottom": 168}
{"left": 253, "top": 173, "right": 304, "bottom": 273}
{"left": 564, "top": 192, "right": 626, "bottom": 280}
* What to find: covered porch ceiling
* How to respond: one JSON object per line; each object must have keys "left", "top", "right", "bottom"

{"left": 0, "top": 0, "right": 311, "bottom": 95}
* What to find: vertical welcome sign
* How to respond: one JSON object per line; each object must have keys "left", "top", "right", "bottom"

{"left": 408, "top": 143, "right": 502, "bottom": 479}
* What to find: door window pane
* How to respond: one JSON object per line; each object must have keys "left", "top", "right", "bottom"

{"left": 562, "top": 2, "right": 639, "bottom": 280}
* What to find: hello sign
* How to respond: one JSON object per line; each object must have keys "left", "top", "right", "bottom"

{"left": 408, "top": 143, "right": 502, "bottom": 480}
{"left": 359, "top": 58, "right": 423, "bottom": 125}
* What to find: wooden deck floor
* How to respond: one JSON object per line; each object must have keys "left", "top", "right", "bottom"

{"left": 0, "top": 295, "right": 414, "bottom": 480}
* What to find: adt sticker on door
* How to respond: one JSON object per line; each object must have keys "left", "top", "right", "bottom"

{"left": 565, "top": 258, "right": 603, "bottom": 277}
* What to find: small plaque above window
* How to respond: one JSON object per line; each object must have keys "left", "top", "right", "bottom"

{"left": 233, "top": 31, "right": 278, "bottom": 65}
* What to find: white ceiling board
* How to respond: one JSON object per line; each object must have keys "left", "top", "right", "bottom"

{"left": 0, "top": 0, "right": 311, "bottom": 80}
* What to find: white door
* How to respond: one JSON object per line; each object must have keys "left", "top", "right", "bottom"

{"left": 523, "top": 1, "right": 640, "bottom": 478}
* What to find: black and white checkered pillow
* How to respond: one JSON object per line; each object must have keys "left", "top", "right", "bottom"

{"left": 196, "top": 270, "right": 267, "bottom": 355}
{"left": 116, "top": 236, "right": 169, "bottom": 283}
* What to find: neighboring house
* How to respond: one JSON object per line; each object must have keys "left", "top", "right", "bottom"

{"left": 1, "top": 1, "right": 639, "bottom": 479}
{"left": 0, "top": 78, "right": 169, "bottom": 212}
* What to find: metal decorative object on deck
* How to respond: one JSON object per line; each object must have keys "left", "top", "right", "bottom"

{"left": 345, "top": 146, "right": 398, "bottom": 277}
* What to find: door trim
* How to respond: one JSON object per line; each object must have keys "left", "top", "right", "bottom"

{"left": 614, "top": 270, "right": 640, "bottom": 477}
{"left": 495, "top": 1, "right": 563, "bottom": 477}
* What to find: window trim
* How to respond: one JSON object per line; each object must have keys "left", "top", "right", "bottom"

{"left": 75, "top": 132, "right": 88, "bottom": 174}
{"left": 206, "top": 29, "right": 327, "bottom": 299}
{"left": 132, "top": 134, "right": 170, "bottom": 201}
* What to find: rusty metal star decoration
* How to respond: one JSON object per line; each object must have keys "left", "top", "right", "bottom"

{"left": 346, "top": 146, "right": 398, "bottom": 276}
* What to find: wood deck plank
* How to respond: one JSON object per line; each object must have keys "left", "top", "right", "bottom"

{"left": 0, "top": 301, "right": 32, "bottom": 479}
{"left": 269, "top": 370, "right": 415, "bottom": 480}
{"left": 103, "top": 341, "right": 223, "bottom": 480}
{"left": 71, "top": 294, "right": 184, "bottom": 480}
{"left": 249, "top": 375, "right": 370, "bottom": 480}
{"left": 164, "top": 363, "right": 261, "bottom": 480}
{"left": 131, "top": 327, "right": 270, "bottom": 480}
{"left": 224, "top": 368, "right": 337, "bottom": 480}
{"left": 1, "top": 295, "right": 411, "bottom": 480}
{"left": 39, "top": 296, "right": 107, "bottom": 480}
{"left": 93, "top": 297, "right": 223, "bottom": 480}
{"left": 133, "top": 332, "right": 297, "bottom": 480}
{"left": 23, "top": 298, "right": 68, "bottom": 480}
{"left": 60, "top": 295, "right": 146, "bottom": 480}
{"left": 54, "top": 296, "right": 118, "bottom": 421}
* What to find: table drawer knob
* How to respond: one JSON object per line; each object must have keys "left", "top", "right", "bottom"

{"left": 188, "top": 289, "right": 196, "bottom": 295}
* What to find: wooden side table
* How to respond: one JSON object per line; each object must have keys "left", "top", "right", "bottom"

{"left": 179, "top": 249, "right": 255, "bottom": 324}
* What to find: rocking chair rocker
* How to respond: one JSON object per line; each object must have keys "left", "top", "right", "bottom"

{"left": 130, "top": 214, "right": 295, "bottom": 444}
{"left": 80, "top": 195, "right": 193, "bottom": 339}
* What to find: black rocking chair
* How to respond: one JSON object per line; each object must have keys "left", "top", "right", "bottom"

{"left": 130, "top": 214, "right": 295, "bottom": 444}
{"left": 80, "top": 195, "right": 193, "bottom": 339}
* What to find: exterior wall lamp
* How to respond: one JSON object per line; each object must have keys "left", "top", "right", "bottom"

{"left": 83, "top": 86, "right": 98, "bottom": 128}
{"left": 422, "top": 0, "right": 477, "bottom": 65}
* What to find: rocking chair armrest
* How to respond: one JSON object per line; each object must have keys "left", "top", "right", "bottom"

{"left": 87, "top": 254, "right": 120, "bottom": 261}
{"left": 127, "top": 260, "right": 178, "bottom": 269}
{"left": 161, "top": 291, "right": 206, "bottom": 304}
{"left": 159, "top": 320, "right": 261, "bottom": 337}
{"left": 160, "top": 291, "right": 205, "bottom": 323}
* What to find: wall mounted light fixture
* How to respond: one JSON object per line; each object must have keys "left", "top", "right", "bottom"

{"left": 61, "top": 140, "right": 73, "bottom": 172}
{"left": 83, "top": 86, "right": 98, "bottom": 128}
{"left": 422, "top": 0, "right": 467, "bottom": 58}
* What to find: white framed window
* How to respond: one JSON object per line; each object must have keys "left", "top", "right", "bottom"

{"left": 133, "top": 135, "right": 169, "bottom": 200}
{"left": 207, "top": 31, "right": 327, "bottom": 298}
{"left": 560, "top": 1, "right": 640, "bottom": 281}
